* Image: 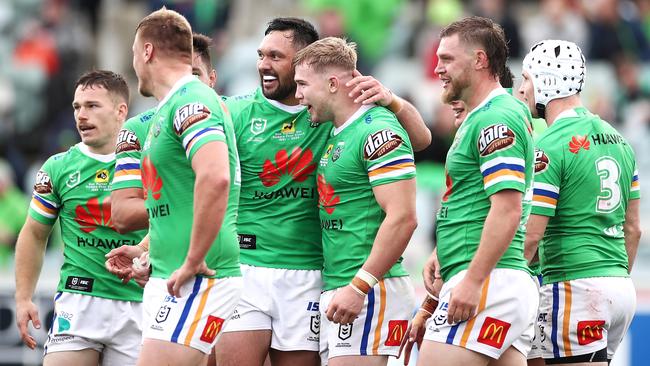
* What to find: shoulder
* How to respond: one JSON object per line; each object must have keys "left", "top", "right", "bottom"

{"left": 222, "top": 89, "right": 259, "bottom": 114}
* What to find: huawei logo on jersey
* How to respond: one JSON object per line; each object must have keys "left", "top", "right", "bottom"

{"left": 74, "top": 197, "right": 114, "bottom": 233}
{"left": 317, "top": 174, "right": 340, "bottom": 215}
{"left": 259, "top": 147, "right": 316, "bottom": 187}
{"left": 142, "top": 157, "right": 163, "bottom": 200}
{"left": 442, "top": 171, "right": 453, "bottom": 202}
{"left": 569, "top": 135, "right": 590, "bottom": 154}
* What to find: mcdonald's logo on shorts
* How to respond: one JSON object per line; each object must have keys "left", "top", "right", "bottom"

{"left": 200, "top": 316, "right": 225, "bottom": 343}
{"left": 477, "top": 317, "right": 511, "bottom": 349}
{"left": 577, "top": 320, "right": 605, "bottom": 345}
{"left": 385, "top": 320, "right": 408, "bottom": 346}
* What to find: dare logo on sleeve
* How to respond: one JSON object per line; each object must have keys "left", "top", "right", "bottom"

{"left": 478, "top": 124, "right": 515, "bottom": 156}
{"left": 363, "top": 129, "right": 403, "bottom": 160}
{"left": 116, "top": 129, "right": 140, "bottom": 153}
{"left": 534, "top": 148, "right": 550, "bottom": 173}
{"left": 34, "top": 170, "right": 53, "bottom": 194}
{"left": 173, "top": 103, "right": 211, "bottom": 135}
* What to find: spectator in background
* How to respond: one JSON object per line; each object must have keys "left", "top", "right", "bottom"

{"left": 472, "top": 0, "right": 523, "bottom": 57}
{"left": 522, "top": 0, "right": 588, "bottom": 51}
{"left": 0, "top": 159, "right": 27, "bottom": 265}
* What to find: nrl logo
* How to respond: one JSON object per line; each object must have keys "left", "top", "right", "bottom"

{"left": 310, "top": 314, "right": 320, "bottom": 335}
{"left": 156, "top": 305, "right": 171, "bottom": 323}
{"left": 250, "top": 118, "right": 267, "bottom": 135}
{"left": 66, "top": 171, "right": 81, "bottom": 188}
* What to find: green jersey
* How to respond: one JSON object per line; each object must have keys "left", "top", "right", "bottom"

{"left": 112, "top": 108, "right": 155, "bottom": 191}
{"left": 531, "top": 107, "right": 639, "bottom": 284}
{"left": 225, "top": 88, "right": 329, "bottom": 270}
{"left": 437, "top": 89, "right": 534, "bottom": 281}
{"left": 142, "top": 76, "right": 241, "bottom": 279}
{"left": 29, "top": 144, "right": 145, "bottom": 301}
{"left": 529, "top": 117, "right": 548, "bottom": 275}
{"left": 317, "top": 106, "right": 414, "bottom": 290}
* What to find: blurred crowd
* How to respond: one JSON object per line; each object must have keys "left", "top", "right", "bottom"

{"left": 1, "top": 0, "right": 650, "bottom": 265}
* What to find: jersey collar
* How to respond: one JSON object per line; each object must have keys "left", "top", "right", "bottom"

{"left": 155, "top": 74, "right": 197, "bottom": 113}
{"left": 464, "top": 87, "right": 509, "bottom": 124}
{"left": 78, "top": 143, "right": 115, "bottom": 163}
{"left": 262, "top": 90, "right": 306, "bottom": 114}
{"left": 553, "top": 108, "right": 580, "bottom": 124}
{"left": 333, "top": 104, "right": 375, "bottom": 135}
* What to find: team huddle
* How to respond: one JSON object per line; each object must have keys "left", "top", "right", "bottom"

{"left": 13, "top": 8, "right": 641, "bottom": 366}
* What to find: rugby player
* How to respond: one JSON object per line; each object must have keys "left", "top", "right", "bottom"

{"left": 293, "top": 36, "right": 417, "bottom": 366}
{"left": 521, "top": 40, "right": 641, "bottom": 366}
{"left": 130, "top": 8, "right": 241, "bottom": 366}
{"left": 417, "top": 16, "right": 538, "bottom": 366}
{"left": 15, "top": 70, "right": 145, "bottom": 365}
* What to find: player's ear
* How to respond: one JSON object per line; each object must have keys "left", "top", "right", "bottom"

{"left": 144, "top": 42, "right": 154, "bottom": 63}
{"left": 209, "top": 69, "right": 217, "bottom": 88}
{"left": 475, "top": 49, "right": 489, "bottom": 71}
{"left": 116, "top": 102, "right": 128, "bottom": 121}
{"left": 328, "top": 75, "right": 338, "bottom": 93}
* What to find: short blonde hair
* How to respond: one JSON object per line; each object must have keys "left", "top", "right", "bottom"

{"left": 136, "top": 8, "right": 192, "bottom": 61}
{"left": 293, "top": 37, "right": 357, "bottom": 73}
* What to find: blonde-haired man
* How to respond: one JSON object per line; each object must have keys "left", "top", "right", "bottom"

{"left": 294, "top": 37, "right": 417, "bottom": 366}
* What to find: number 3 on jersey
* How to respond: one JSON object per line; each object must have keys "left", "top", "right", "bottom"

{"left": 595, "top": 156, "right": 621, "bottom": 213}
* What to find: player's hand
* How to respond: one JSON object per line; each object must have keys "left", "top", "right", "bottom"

{"left": 325, "top": 285, "right": 365, "bottom": 325}
{"left": 423, "top": 249, "right": 442, "bottom": 296}
{"left": 15, "top": 300, "right": 41, "bottom": 349}
{"left": 447, "top": 277, "right": 481, "bottom": 324}
{"left": 346, "top": 70, "right": 392, "bottom": 106}
{"left": 167, "top": 261, "right": 215, "bottom": 297}
{"left": 398, "top": 309, "right": 431, "bottom": 365}
{"left": 131, "top": 251, "right": 151, "bottom": 288}
{"left": 105, "top": 244, "right": 146, "bottom": 283}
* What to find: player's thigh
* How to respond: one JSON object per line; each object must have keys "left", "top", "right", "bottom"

{"left": 102, "top": 300, "right": 143, "bottom": 366}
{"left": 488, "top": 346, "right": 527, "bottom": 366}
{"left": 327, "top": 355, "right": 387, "bottom": 366}
{"left": 416, "top": 340, "right": 490, "bottom": 366}
{"left": 137, "top": 338, "right": 207, "bottom": 366}
{"left": 215, "top": 329, "right": 271, "bottom": 366}
{"left": 526, "top": 358, "right": 546, "bottom": 366}
{"left": 43, "top": 349, "right": 100, "bottom": 366}
{"left": 269, "top": 349, "right": 320, "bottom": 366}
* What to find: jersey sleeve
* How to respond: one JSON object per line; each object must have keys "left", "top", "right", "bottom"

{"left": 362, "top": 120, "right": 416, "bottom": 187}
{"left": 475, "top": 116, "right": 527, "bottom": 196}
{"left": 172, "top": 93, "right": 227, "bottom": 161}
{"left": 112, "top": 117, "right": 146, "bottom": 190}
{"left": 630, "top": 164, "right": 640, "bottom": 200}
{"left": 530, "top": 140, "right": 562, "bottom": 216}
{"left": 28, "top": 158, "right": 60, "bottom": 225}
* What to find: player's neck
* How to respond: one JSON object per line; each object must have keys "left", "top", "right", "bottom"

{"left": 85, "top": 143, "right": 115, "bottom": 155}
{"left": 151, "top": 64, "right": 193, "bottom": 101}
{"left": 275, "top": 94, "right": 300, "bottom": 106}
{"left": 464, "top": 78, "right": 501, "bottom": 112}
{"left": 545, "top": 95, "right": 583, "bottom": 126}
{"left": 331, "top": 96, "right": 360, "bottom": 128}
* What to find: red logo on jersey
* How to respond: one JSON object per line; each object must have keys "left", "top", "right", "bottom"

{"left": 385, "top": 320, "right": 408, "bottom": 346}
{"left": 569, "top": 135, "right": 590, "bottom": 154}
{"left": 577, "top": 320, "right": 605, "bottom": 345}
{"left": 142, "top": 157, "right": 163, "bottom": 200}
{"left": 317, "top": 174, "right": 340, "bottom": 214}
{"left": 200, "top": 316, "right": 224, "bottom": 343}
{"left": 74, "top": 197, "right": 114, "bottom": 233}
{"left": 259, "top": 147, "right": 316, "bottom": 187}
{"left": 442, "top": 170, "right": 453, "bottom": 202}
{"left": 477, "top": 317, "right": 511, "bottom": 349}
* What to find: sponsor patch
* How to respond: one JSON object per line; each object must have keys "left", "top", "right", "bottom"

{"left": 281, "top": 118, "right": 296, "bottom": 134}
{"left": 385, "top": 320, "right": 408, "bottom": 346}
{"left": 363, "top": 129, "right": 403, "bottom": 160}
{"left": 95, "top": 169, "right": 109, "bottom": 183}
{"left": 477, "top": 317, "right": 511, "bottom": 349}
{"left": 116, "top": 129, "right": 140, "bottom": 153}
{"left": 34, "top": 170, "right": 53, "bottom": 194}
{"left": 200, "top": 316, "right": 224, "bottom": 343}
{"left": 477, "top": 124, "right": 516, "bottom": 156}
{"left": 173, "top": 103, "right": 211, "bottom": 135}
{"left": 577, "top": 320, "right": 605, "bottom": 345}
{"left": 569, "top": 135, "right": 590, "bottom": 154}
{"left": 534, "top": 148, "right": 550, "bottom": 173}
{"left": 238, "top": 234, "right": 257, "bottom": 249}
{"left": 64, "top": 276, "right": 94, "bottom": 293}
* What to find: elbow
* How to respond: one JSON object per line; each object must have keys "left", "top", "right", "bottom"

{"left": 111, "top": 210, "right": 131, "bottom": 234}
{"left": 198, "top": 169, "right": 230, "bottom": 192}
{"left": 401, "top": 211, "right": 418, "bottom": 233}
{"left": 625, "top": 224, "right": 642, "bottom": 242}
{"left": 412, "top": 130, "right": 432, "bottom": 152}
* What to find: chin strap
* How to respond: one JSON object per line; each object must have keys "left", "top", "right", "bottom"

{"left": 536, "top": 103, "right": 546, "bottom": 119}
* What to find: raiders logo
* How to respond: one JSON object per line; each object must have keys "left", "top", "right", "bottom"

{"left": 477, "top": 124, "right": 515, "bottom": 156}
{"left": 34, "top": 170, "right": 53, "bottom": 194}
{"left": 173, "top": 103, "right": 211, "bottom": 135}
{"left": 534, "top": 148, "right": 550, "bottom": 173}
{"left": 116, "top": 129, "right": 140, "bottom": 153}
{"left": 363, "top": 129, "right": 403, "bottom": 160}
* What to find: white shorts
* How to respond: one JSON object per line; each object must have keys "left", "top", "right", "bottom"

{"left": 423, "top": 268, "right": 538, "bottom": 359}
{"left": 222, "top": 264, "right": 322, "bottom": 351}
{"left": 319, "top": 277, "right": 415, "bottom": 363}
{"left": 142, "top": 276, "right": 242, "bottom": 354}
{"left": 44, "top": 292, "right": 142, "bottom": 366}
{"left": 528, "top": 274, "right": 543, "bottom": 360}
{"left": 538, "top": 277, "right": 636, "bottom": 360}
